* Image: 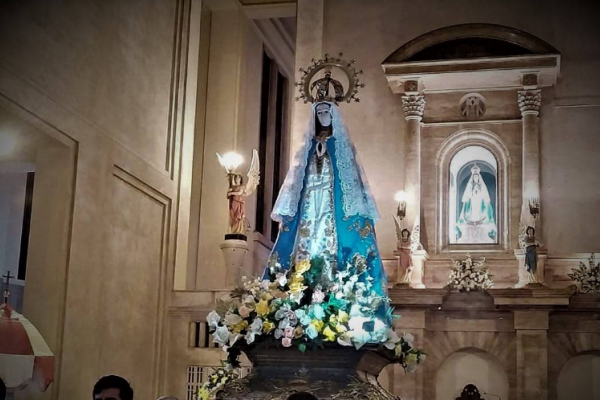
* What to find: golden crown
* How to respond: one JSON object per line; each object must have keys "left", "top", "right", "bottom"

{"left": 295, "top": 53, "right": 364, "bottom": 104}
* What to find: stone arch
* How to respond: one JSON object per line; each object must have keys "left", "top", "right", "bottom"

{"left": 423, "top": 331, "right": 517, "bottom": 400}
{"left": 549, "top": 332, "right": 600, "bottom": 400}
{"left": 435, "top": 128, "right": 511, "bottom": 252}
{"left": 435, "top": 347, "right": 509, "bottom": 400}
{"left": 383, "top": 23, "right": 559, "bottom": 63}
{"left": 557, "top": 351, "right": 600, "bottom": 400}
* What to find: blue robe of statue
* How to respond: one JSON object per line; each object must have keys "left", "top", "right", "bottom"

{"left": 263, "top": 102, "right": 389, "bottom": 321}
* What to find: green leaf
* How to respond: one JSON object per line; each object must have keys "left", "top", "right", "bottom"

{"left": 298, "top": 343, "right": 307, "bottom": 353}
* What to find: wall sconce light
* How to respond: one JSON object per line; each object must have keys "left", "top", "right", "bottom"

{"left": 394, "top": 190, "right": 408, "bottom": 221}
{"left": 528, "top": 197, "right": 540, "bottom": 226}
{"left": 216, "top": 151, "right": 244, "bottom": 175}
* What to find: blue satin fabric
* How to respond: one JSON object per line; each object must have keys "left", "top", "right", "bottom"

{"left": 263, "top": 137, "right": 388, "bottom": 303}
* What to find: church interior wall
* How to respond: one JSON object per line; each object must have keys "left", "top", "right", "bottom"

{"left": 0, "top": 0, "right": 203, "bottom": 398}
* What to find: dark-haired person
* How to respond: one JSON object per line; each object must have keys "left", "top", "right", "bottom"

{"left": 93, "top": 375, "right": 133, "bottom": 400}
{"left": 0, "top": 376, "right": 6, "bottom": 400}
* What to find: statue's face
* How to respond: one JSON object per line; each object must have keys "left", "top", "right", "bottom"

{"left": 402, "top": 232, "right": 409, "bottom": 240}
{"left": 233, "top": 174, "right": 242, "bottom": 186}
{"left": 473, "top": 174, "right": 480, "bottom": 183}
{"left": 315, "top": 103, "right": 332, "bottom": 127}
{"left": 527, "top": 228, "right": 534, "bottom": 238}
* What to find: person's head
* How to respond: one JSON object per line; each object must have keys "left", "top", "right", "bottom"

{"left": 231, "top": 173, "right": 242, "bottom": 186}
{"left": 473, "top": 173, "right": 480, "bottom": 184}
{"left": 93, "top": 375, "right": 133, "bottom": 400}
{"left": 315, "top": 102, "right": 332, "bottom": 128}
{"left": 401, "top": 228, "right": 410, "bottom": 241}
{"left": 526, "top": 226, "right": 535, "bottom": 238}
{"left": 0, "top": 376, "right": 6, "bottom": 400}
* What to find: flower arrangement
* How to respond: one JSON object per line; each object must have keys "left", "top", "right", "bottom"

{"left": 568, "top": 253, "right": 600, "bottom": 294}
{"left": 446, "top": 254, "right": 493, "bottom": 292}
{"left": 205, "top": 255, "right": 425, "bottom": 379}
{"left": 197, "top": 365, "right": 239, "bottom": 400}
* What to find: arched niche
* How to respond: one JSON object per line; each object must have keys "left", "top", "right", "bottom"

{"left": 382, "top": 23, "right": 560, "bottom": 93}
{"left": 383, "top": 23, "right": 558, "bottom": 63}
{"left": 435, "top": 348, "right": 509, "bottom": 400}
{"left": 436, "top": 129, "right": 511, "bottom": 253}
{"left": 557, "top": 352, "right": 600, "bottom": 400}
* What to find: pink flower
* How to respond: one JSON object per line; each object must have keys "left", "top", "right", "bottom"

{"left": 284, "top": 326, "right": 295, "bottom": 338}
{"left": 282, "top": 337, "right": 292, "bottom": 347}
{"left": 312, "top": 289, "right": 325, "bottom": 304}
{"left": 238, "top": 305, "right": 251, "bottom": 318}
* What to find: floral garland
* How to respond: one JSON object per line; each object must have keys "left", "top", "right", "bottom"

{"left": 568, "top": 253, "right": 600, "bottom": 293}
{"left": 205, "top": 256, "right": 425, "bottom": 379}
{"left": 446, "top": 254, "right": 493, "bottom": 292}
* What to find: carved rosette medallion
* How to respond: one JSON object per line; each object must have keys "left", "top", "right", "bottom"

{"left": 518, "top": 90, "right": 542, "bottom": 115}
{"left": 401, "top": 95, "right": 426, "bottom": 120}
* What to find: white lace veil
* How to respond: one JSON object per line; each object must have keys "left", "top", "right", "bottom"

{"left": 271, "top": 102, "right": 379, "bottom": 223}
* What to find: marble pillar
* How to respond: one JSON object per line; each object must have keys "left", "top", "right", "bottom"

{"left": 402, "top": 80, "right": 427, "bottom": 288}
{"left": 518, "top": 74, "right": 542, "bottom": 232}
{"left": 515, "top": 311, "right": 549, "bottom": 400}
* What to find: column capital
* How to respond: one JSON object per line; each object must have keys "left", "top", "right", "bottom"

{"left": 518, "top": 89, "right": 541, "bottom": 116}
{"left": 402, "top": 94, "right": 426, "bottom": 121}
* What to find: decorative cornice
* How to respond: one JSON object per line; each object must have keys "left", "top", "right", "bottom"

{"left": 402, "top": 94, "right": 426, "bottom": 120}
{"left": 518, "top": 89, "right": 542, "bottom": 115}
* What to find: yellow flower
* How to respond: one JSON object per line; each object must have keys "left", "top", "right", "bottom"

{"left": 290, "top": 273, "right": 304, "bottom": 284}
{"left": 335, "top": 323, "right": 347, "bottom": 333}
{"left": 337, "top": 310, "right": 349, "bottom": 323}
{"left": 256, "top": 299, "right": 270, "bottom": 316}
{"left": 311, "top": 319, "right": 324, "bottom": 333}
{"left": 329, "top": 315, "right": 338, "bottom": 326}
{"left": 262, "top": 320, "right": 275, "bottom": 334}
{"left": 295, "top": 260, "right": 311, "bottom": 274}
{"left": 294, "top": 326, "right": 304, "bottom": 339}
{"left": 233, "top": 320, "right": 248, "bottom": 333}
{"left": 405, "top": 353, "right": 418, "bottom": 365}
{"left": 289, "top": 281, "right": 306, "bottom": 294}
{"left": 259, "top": 292, "right": 273, "bottom": 301}
{"left": 323, "top": 325, "right": 337, "bottom": 341}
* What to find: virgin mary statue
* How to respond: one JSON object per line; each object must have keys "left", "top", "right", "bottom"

{"left": 264, "top": 100, "right": 389, "bottom": 322}
{"left": 456, "top": 163, "right": 497, "bottom": 243}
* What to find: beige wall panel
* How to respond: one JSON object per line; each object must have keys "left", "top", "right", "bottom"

{"left": 0, "top": 0, "right": 178, "bottom": 170}
{"left": 97, "top": 172, "right": 169, "bottom": 399}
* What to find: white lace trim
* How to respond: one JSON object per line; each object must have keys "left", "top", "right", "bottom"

{"left": 271, "top": 102, "right": 379, "bottom": 222}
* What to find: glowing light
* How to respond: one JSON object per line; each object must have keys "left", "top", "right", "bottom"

{"left": 394, "top": 190, "right": 408, "bottom": 204}
{"left": 216, "top": 151, "right": 244, "bottom": 173}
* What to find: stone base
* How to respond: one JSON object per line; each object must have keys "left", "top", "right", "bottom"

{"left": 514, "top": 282, "right": 546, "bottom": 289}
{"left": 216, "top": 345, "right": 398, "bottom": 400}
{"left": 394, "top": 282, "right": 411, "bottom": 289}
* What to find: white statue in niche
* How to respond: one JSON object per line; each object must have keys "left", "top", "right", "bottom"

{"left": 455, "top": 163, "right": 497, "bottom": 244}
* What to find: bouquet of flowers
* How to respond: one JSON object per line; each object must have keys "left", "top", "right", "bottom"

{"left": 568, "top": 253, "right": 600, "bottom": 293}
{"left": 205, "top": 255, "right": 425, "bottom": 379}
{"left": 446, "top": 254, "right": 493, "bottom": 292}
{"left": 197, "top": 365, "right": 239, "bottom": 400}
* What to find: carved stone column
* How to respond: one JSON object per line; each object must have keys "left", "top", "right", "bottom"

{"left": 401, "top": 80, "right": 427, "bottom": 288}
{"left": 518, "top": 74, "right": 542, "bottom": 231}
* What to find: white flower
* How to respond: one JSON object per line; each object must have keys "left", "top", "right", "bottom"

{"left": 383, "top": 329, "right": 401, "bottom": 350}
{"left": 418, "top": 353, "right": 427, "bottom": 362}
{"left": 402, "top": 333, "right": 414, "bottom": 347}
{"left": 207, "top": 310, "right": 221, "bottom": 329}
{"left": 212, "top": 326, "right": 230, "bottom": 347}
{"left": 245, "top": 331, "right": 257, "bottom": 344}
{"left": 276, "top": 272, "right": 288, "bottom": 287}
{"left": 260, "top": 279, "right": 270, "bottom": 290}
{"left": 337, "top": 332, "right": 353, "bottom": 347}
{"left": 229, "top": 333, "right": 243, "bottom": 346}
{"left": 250, "top": 317, "right": 263, "bottom": 333}
{"left": 274, "top": 328, "right": 284, "bottom": 339}
{"left": 224, "top": 313, "right": 242, "bottom": 326}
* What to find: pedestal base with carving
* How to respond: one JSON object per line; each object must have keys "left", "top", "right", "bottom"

{"left": 215, "top": 344, "right": 398, "bottom": 400}
{"left": 220, "top": 239, "right": 249, "bottom": 287}
{"left": 514, "top": 248, "right": 547, "bottom": 289}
